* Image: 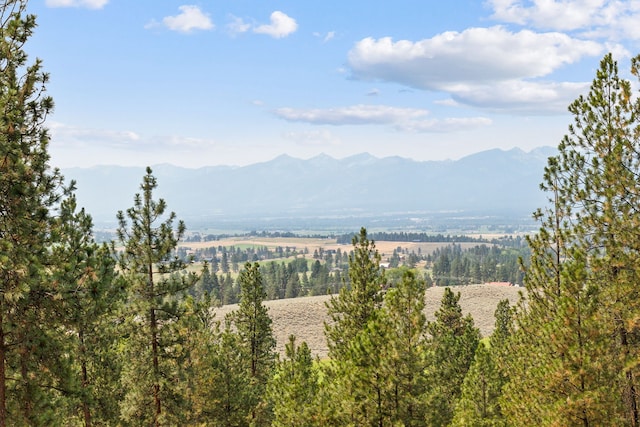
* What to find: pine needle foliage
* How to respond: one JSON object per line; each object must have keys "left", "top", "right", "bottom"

{"left": 115, "top": 167, "right": 197, "bottom": 426}
{"left": 503, "top": 53, "right": 640, "bottom": 426}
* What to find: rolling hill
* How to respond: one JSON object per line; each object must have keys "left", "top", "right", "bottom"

{"left": 213, "top": 284, "right": 524, "bottom": 358}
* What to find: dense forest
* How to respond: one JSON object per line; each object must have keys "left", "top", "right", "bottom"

{"left": 3, "top": 1, "right": 640, "bottom": 425}
{"left": 186, "top": 240, "right": 528, "bottom": 304}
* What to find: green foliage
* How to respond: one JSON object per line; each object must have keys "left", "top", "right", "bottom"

{"left": 424, "top": 287, "right": 480, "bottom": 426}
{"left": 314, "top": 237, "right": 431, "bottom": 426}
{"left": 172, "top": 294, "right": 221, "bottom": 425}
{"left": 452, "top": 300, "right": 514, "bottom": 426}
{"left": 202, "top": 322, "right": 251, "bottom": 426}
{"left": 116, "top": 167, "right": 198, "bottom": 425}
{"left": 51, "top": 192, "right": 125, "bottom": 425}
{"left": 379, "top": 270, "right": 430, "bottom": 425}
{"left": 325, "top": 227, "right": 385, "bottom": 360}
{"left": 267, "top": 336, "right": 319, "bottom": 427}
{"left": 315, "top": 228, "right": 388, "bottom": 425}
{"left": 428, "top": 243, "right": 528, "bottom": 286}
{"left": 502, "top": 53, "right": 640, "bottom": 426}
{"left": 0, "top": 2, "right": 73, "bottom": 424}
{"left": 226, "top": 262, "right": 277, "bottom": 426}
{"left": 451, "top": 342, "right": 506, "bottom": 427}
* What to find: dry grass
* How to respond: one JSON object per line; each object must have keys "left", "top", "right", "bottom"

{"left": 213, "top": 284, "right": 525, "bottom": 359}
{"left": 181, "top": 236, "right": 480, "bottom": 256}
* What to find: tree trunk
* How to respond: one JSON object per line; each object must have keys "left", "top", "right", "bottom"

{"left": 79, "top": 329, "right": 91, "bottom": 427}
{"left": 151, "top": 307, "right": 161, "bottom": 426}
{"left": 20, "top": 339, "right": 32, "bottom": 424}
{"left": 618, "top": 321, "right": 639, "bottom": 427}
{"left": 148, "top": 259, "right": 161, "bottom": 427}
{"left": 0, "top": 306, "right": 6, "bottom": 427}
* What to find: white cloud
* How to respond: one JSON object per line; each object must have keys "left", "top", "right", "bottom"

{"left": 488, "top": 0, "right": 605, "bottom": 30}
{"left": 449, "top": 80, "right": 590, "bottom": 113}
{"left": 349, "top": 27, "right": 601, "bottom": 85}
{"left": 45, "top": 0, "right": 108, "bottom": 9}
{"left": 227, "top": 15, "right": 251, "bottom": 35}
{"left": 254, "top": 11, "right": 298, "bottom": 38}
{"left": 347, "top": 26, "right": 602, "bottom": 112}
{"left": 160, "top": 5, "right": 214, "bottom": 34}
{"left": 48, "top": 122, "right": 216, "bottom": 151}
{"left": 275, "top": 105, "right": 428, "bottom": 125}
{"left": 434, "top": 98, "right": 460, "bottom": 107}
{"left": 49, "top": 122, "right": 141, "bottom": 148}
{"left": 274, "top": 104, "right": 491, "bottom": 132}
{"left": 314, "top": 31, "right": 336, "bottom": 43}
{"left": 487, "top": 0, "right": 640, "bottom": 39}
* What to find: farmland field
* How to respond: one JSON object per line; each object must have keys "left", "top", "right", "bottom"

{"left": 180, "top": 235, "right": 484, "bottom": 259}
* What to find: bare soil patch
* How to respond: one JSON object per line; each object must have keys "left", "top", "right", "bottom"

{"left": 213, "top": 284, "right": 524, "bottom": 359}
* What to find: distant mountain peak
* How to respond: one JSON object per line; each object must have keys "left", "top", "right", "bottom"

{"left": 62, "top": 146, "right": 553, "bottom": 226}
{"left": 309, "top": 152, "right": 333, "bottom": 161}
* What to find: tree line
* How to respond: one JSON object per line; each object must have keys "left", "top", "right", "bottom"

{"left": 336, "top": 231, "right": 486, "bottom": 245}
{"left": 3, "top": 1, "right": 640, "bottom": 425}
{"left": 426, "top": 243, "right": 528, "bottom": 286}
{"left": 192, "top": 241, "right": 529, "bottom": 304}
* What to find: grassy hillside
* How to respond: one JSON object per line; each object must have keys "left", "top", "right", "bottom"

{"left": 213, "top": 283, "right": 524, "bottom": 359}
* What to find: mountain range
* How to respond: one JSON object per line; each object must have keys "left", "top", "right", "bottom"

{"left": 62, "top": 146, "right": 557, "bottom": 231}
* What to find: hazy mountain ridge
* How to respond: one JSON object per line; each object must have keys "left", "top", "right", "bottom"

{"left": 63, "top": 147, "right": 557, "bottom": 228}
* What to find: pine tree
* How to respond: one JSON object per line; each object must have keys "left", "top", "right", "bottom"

{"left": 51, "top": 191, "right": 125, "bottom": 426}
{"left": 267, "top": 335, "right": 318, "bottom": 427}
{"left": 205, "top": 321, "right": 251, "bottom": 427}
{"left": 451, "top": 300, "right": 514, "bottom": 426}
{"left": 172, "top": 294, "right": 219, "bottom": 425}
{"left": 324, "top": 227, "right": 385, "bottom": 359}
{"left": 451, "top": 341, "right": 506, "bottom": 427}
{"left": 343, "top": 269, "right": 430, "bottom": 426}
{"left": 567, "top": 54, "right": 640, "bottom": 426}
{"left": 115, "top": 167, "right": 197, "bottom": 426}
{"left": 382, "top": 270, "right": 429, "bottom": 425}
{"left": 0, "top": 1, "right": 68, "bottom": 424}
{"left": 502, "top": 53, "right": 640, "bottom": 425}
{"left": 284, "top": 269, "right": 301, "bottom": 298}
{"left": 424, "top": 287, "right": 480, "bottom": 426}
{"left": 314, "top": 228, "right": 388, "bottom": 425}
{"left": 227, "top": 262, "right": 276, "bottom": 425}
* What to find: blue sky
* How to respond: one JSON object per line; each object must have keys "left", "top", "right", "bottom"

{"left": 25, "top": 0, "right": 640, "bottom": 168}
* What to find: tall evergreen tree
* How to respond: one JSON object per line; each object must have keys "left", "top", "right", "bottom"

{"left": 267, "top": 335, "right": 318, "bottom": 427}
{"left": 324, "top": 227, "right": 385, "bottom": 360}
{"left": 451, "top": 341, "right": 505, "bottom": 427}
{"left": 0, "top": 1, "right": 69, "bottom": 424}
{"left": 51, "top": 191, "right": 125, "bottom": 426}
{"left": 115, "top": 167, "right": 197, "bottom": 426}
{"left": 502, "top": 53, "right": 640, "bottom": 425}
{"left": 227, "top": 262, "right": 276, "bottom": 426}
{"left": 171, "top": 294, "right": 219, "bottom": 425}
{"left": 315, "top": 228, "right": 387, "bottom": 425}
{"left": 451, "top": 300, "right": 514, "bottom": 427}
{"left": 341, "top": 269, "right": 430, "bottom": 426}
{"left": 424, "top": 287, "right": 480, "bottom": 426}
{"left": 382, "top": 270, "right": 429, "bottom": 425}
